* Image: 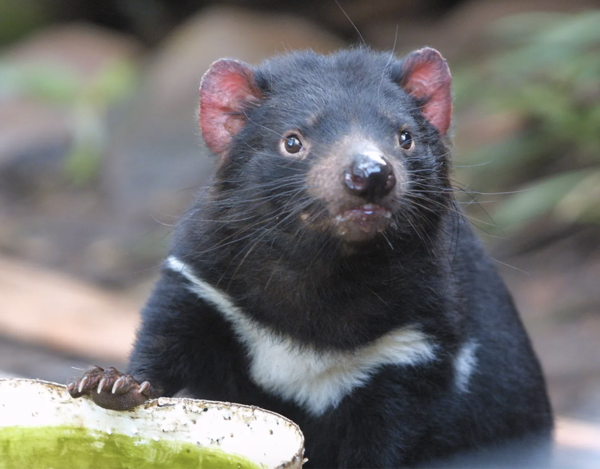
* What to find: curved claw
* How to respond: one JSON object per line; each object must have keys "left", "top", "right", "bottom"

{"left": 112, "top": 376, "right": 126, "bottom": 394}
{"left": 97, "top": 377, "right": 108, "bottom": 394}
{"left": 139, "top": 381, "right": 151, "bottom": 396}
{"left": 78, "top": 375, "right": 89, "bottom": 394}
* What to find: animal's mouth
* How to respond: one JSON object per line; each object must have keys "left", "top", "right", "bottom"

{"left": 333, "top": 203, "right": 392, "bottom": 242}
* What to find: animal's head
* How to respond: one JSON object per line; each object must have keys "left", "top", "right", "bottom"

{"left": 198, "top": 48, "right": 453, "bottom": 251}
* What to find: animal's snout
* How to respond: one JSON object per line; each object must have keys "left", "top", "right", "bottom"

{"left": 344, "top": 151, "right": 396, "bottom": 201}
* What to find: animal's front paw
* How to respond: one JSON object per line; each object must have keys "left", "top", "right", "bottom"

{"left": 67, "top": 366, "right": 153, "bottom": 410}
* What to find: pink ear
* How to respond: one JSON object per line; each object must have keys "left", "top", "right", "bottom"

{"left": 199, "top": 59, "right": 262, "bottom": 155}
{"left": 399, "top": 48, "right": 452, "bottom": 136}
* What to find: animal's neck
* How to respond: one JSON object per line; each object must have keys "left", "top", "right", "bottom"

{"left": 203, "top": 233, "right": 447, "bottom": 351}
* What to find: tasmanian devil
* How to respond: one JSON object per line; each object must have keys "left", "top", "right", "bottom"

{"left": 68, "top": 47, "right": 553, "bottom": 467}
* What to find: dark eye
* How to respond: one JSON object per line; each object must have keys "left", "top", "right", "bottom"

{"left": 398, "top": 130, "right": 414, "bottom": 150}
{"left": 280, "top": 133, "right": 304, "bottom": 156}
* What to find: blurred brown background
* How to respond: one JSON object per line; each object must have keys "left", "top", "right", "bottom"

{"left": 0, "top": 0, "right": 599, "bottom": 466}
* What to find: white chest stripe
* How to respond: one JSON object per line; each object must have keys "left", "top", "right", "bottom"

{"left": 166, "top": 256, "right": 437, "bottom": 416}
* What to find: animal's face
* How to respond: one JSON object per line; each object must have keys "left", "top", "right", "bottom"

{"left": 198, "top": 49, "right": 453, "bottom": 248}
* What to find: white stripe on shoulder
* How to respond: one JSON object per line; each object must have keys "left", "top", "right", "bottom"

{"left": 166, "top": 255, "right": 437, "bottom": 416}
{"left": 453, "top": 340, "right": 478, "bottom": 393}
{"left": 166, "top": 256, "right": 243, "bottom": 321}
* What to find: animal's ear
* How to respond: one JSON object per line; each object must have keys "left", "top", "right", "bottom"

{"left": 199, "top": 59, "right": 262, "bottom": 156}
{"left": 399, "top": 47, "right": 452, "bottom": 136}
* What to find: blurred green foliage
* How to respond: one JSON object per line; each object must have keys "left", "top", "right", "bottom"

{"left": 454, "top": 11, "right": 600, "bottom": 232}
{"left": 0, "top": 59, "right": 138, "bottom": 184}
{"left": 0, "top": 0, "right": 48, "bottom": 46}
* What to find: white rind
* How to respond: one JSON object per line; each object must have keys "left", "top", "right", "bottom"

{"left": 0, "top": 378, "right": 304, "bottom": 468}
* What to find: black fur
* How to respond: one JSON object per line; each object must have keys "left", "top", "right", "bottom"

{"left": 128, "top": 49, "right": 552, "bottom": 467}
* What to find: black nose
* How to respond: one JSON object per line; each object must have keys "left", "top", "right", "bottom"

{"left": 344, "top": 153, "right": 396, "bottom": 201}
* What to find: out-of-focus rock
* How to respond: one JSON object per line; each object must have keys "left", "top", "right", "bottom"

{"left": 0, "top": 100, "right": 71, "bottom": 199}
{"left": 0, "top": 23, "right": 142, "bottom": 176}
{"left": 104, "top": 6, "right": 346, "bottom": 227}
{"left": 0, "top": 255, "right": 139, "bottom": 361}
{"left": 0, "top": 23, "right": 145, "bottom": 285}
{"left": 147, "top": 6, "right": 345, "bottom": 112}
{"left": 3, "top": 23, "right": 142, "bottom": 80}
